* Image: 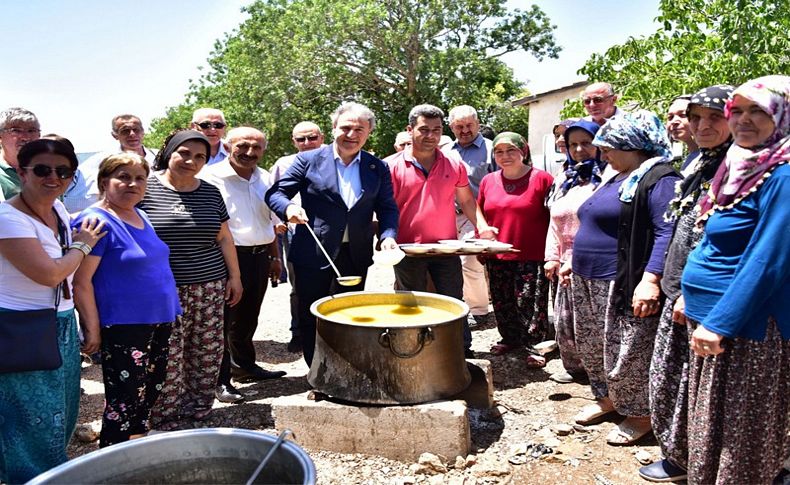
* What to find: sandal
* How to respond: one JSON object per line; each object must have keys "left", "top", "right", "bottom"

{"left": 606, "top": 417, "right": 652, "bottom": 446}
{"left": 490, "top": 343, "right": 519, "bottom": 356}
{"left": 574, "top": 401, "right": 617, "bottom": 425}
{"left": 525, "top": 353, "right": 546, "bottom": 368}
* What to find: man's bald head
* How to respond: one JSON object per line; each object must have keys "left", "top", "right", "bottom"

{"left": 581, "top": 82, "right": 618, "bottom": 124}
{"left": 291, "top": 121, "right": 324, "bottom": 152}
{"left": 227, "top": 127, "right": 267, "bottom": 178}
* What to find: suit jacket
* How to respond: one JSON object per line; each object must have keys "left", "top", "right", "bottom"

{"left": 266, "top": 144, "right": 399, "bottom": 271}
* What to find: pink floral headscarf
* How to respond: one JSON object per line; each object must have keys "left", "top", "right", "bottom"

{"left": 697, "top": 75, "right": 790, "bottom": 224}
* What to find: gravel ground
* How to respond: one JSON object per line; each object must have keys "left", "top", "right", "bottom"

{"left": 69, "top": 262, "right": 660, "bottom": 484}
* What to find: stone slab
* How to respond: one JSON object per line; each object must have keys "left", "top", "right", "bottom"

{"left": 451, "top": 359, "right": 494, "bottom": 409}
{"left": 272, "top": 394, "right": 470, "bottom": 461}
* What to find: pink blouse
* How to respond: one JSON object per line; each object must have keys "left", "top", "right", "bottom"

{"left": 544, "top": 183, "right": 598, "bottom": 263}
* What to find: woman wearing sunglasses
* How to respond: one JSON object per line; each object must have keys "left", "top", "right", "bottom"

{"left": 0, "top": 138, "right": 106, "bottom": 483}
{"left": 71, "top": 153, "right": 181, "bottom": 447}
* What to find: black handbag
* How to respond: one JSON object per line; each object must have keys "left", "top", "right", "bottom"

{"left": 0, "top": 207, "right": 67, "bottom": 373}
{"left": 0, "top": 302, "right": 62, "bottom": 373}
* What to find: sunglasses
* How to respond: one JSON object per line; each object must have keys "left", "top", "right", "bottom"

{"left": 294, "top": 135, "right": 320, "bottom": 143}
{"left": 582, "top": 95, "right": 613, "bottom": 106}
{"left": 25, "top": 164, "right": 75, "bottom": 179}
{"left": 196, "top": 121, "right": 226, "bottom": 130}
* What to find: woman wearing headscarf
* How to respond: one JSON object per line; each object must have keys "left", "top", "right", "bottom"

{"left": 544, "top": 119, "right": 609, "bottom": 383}
{"left": 478, "top": 132, "right": 554, "bottom": 367}
{"left": 680, "top": 75, "right": 790, "bottom": 485}
{"left": 139, "top": 130, "right": 242, "bottom": 431}
{"left": 570, "top": 110, "right": 680, "bottom": 445}
{"left": 638, "top": 85, "right": 735, "bottom": 483}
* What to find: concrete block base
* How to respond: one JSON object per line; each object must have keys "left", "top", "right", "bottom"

{"left": 451, "top": 359, "right": 494, "bottom": 409}
{"left": 272, "top": 394, "right": 470, "bottom": 461}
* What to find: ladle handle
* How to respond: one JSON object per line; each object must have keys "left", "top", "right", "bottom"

{"left": 245, "top": 429, "right": 293, "bottom": 485}
{"left": 304, "top": 223, "right": 342, "bottom": 278}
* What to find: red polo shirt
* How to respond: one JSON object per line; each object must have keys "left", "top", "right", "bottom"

{"left": 387, "top": 148, "right": 469, "bottom": 243}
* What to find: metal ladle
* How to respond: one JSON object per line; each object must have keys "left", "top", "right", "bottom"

{"left": 304, "top": 223, "right": 363, "bottom": 287}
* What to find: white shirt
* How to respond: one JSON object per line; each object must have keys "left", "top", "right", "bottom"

{"left": 0, "top": 200, "right": 74, "bottom": 311}
{"left": 63, "top": 146, "right": 157, "bottom": 213}
{"left": 199, "top": 160, "right": 276, "bottom": 246}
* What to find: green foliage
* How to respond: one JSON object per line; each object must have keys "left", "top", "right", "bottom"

{"left": 148, "top": 0, "right": 559, "bottom": 164}
{"left": 563, "top": 0, "right": 790, "bottom": 119}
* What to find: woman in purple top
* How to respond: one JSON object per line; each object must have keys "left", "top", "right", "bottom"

{"left": 570, "top": 110, "right": 679, "bottom": 446}
{"left": 73, "top": 153, "right": 181, "bottom": 447}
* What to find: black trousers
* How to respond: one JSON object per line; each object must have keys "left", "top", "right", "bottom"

{"left": 294, "top": 243, "right": 367, "bottom": 366}
{"left": 218, "top": 246, "right": 271, "bottom": 384}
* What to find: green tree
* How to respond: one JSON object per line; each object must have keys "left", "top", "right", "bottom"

{"left": 563, "top": 0, "right": 790, "bottom": 119}
{"left": 147, "top": 0, "right": 559, "bottom": 163}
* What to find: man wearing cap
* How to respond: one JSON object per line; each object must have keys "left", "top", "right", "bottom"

{"left": 192, "top": 108, "right": 229, "bottom": 166}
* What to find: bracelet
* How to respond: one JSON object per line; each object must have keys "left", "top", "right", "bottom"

{"left": 69, "top": 242, "right": 92, "bottom": 257}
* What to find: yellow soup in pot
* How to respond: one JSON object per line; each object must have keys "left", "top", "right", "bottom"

{"left": 322, "top": 304, "right": 458, "bottom": 325}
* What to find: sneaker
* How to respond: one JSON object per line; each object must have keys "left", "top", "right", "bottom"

{"left": 638, "top": 459, "right": 688, "bottom": 482}
{"left": 549, "top": 371, "right": 574, "bottom": 384}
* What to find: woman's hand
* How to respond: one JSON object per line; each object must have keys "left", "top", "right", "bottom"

{"left": 225, "top": 275, "right": 243, "bottom": 306}
{"left": 544, "top": 260, "right": 560, "bottom": 281}
{"left": 72, "top": 218, "right": 107, "bottom": 248}
{"left": 690, "top": 325, "right": 725, "bottom": 357}
{"left": 81, "top": 324, "right": 101, "bottom": 355}
{"left": 672, "top": 295, "right": 687, "bottom": 326}
{"left": 632, "top": 273, "right": 661, "bottom": 317}
{"left": 558, "top": 262, "right": 573, "bottom": 287}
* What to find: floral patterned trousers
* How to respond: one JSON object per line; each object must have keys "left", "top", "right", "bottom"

{"left": 487, "top": 259, "right": 550, "bottom": 348}
{"left": 151, "top": 279, "right": 225, "bottom": 431}
{"left": 99, "top": 323, "right": 172, "bottom": 447}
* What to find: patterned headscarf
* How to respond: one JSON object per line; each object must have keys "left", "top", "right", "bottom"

{"left": 594, "top": 110, "right": 673, "bottom": 202}
{"left": 593, "top": 109, "right": 673, "bottom": 159}
{"left": 493, "top": 131, "right": 527, "bottom": 151}
{"left": 696, "top": 75, "right": 790, "bottom": 224}
{"left": 666, "top": 85, "right": 735, "bottom": 220}
{"left": 558, "top": 120, "right": 605, "bottom": 197}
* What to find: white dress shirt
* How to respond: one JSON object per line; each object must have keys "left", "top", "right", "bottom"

{"left": 199, "top": 160, "right": 276, "bottom": 246}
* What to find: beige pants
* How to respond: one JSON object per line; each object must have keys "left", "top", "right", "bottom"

{"left": 456, "top": 213, "right": 490, "bottom": 315}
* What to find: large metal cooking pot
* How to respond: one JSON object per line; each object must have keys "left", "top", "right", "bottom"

{"left": 308, "top": 291, "right": 471, "bottom": 404}
{"left": 28, "top": 428, "right": 316, "bottom": 485}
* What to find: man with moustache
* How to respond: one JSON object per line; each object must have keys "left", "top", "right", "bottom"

{"left": 581, "top": 82, "right": 623, "bottom": 126}
{"left": 266, "top": 102, "right": 400, "bottom": 366}
{"left": 201, "top": 127, "right": 286, "bottom": 403}
{"left": 0, "top": 107, "right": 41, "bottom": 199}
{"left": 391, "top": 104, "right": 497, "bottom": 358}
{"left": 443, "top": 105, "right": 496, "bottom": 328}
{"left": 192, "top": 108, "right": 229, "bottom": 166}
{"left": 63, "top": 114, "right": 157, "bottom": 212}
{"left": 270, "top": 121, "right": 325, "bottom": 353}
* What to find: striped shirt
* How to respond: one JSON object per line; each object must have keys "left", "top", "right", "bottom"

{"left": 139, "top": 175, "right": 229, "bottom": 285}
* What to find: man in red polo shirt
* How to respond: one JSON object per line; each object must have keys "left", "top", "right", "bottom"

{"left": 386, "top": 104, "right": 497, "bottom": 357}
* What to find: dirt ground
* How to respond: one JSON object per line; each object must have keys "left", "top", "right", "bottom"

{"left": 69, "top": 262, "right": 661, "bottom": 484}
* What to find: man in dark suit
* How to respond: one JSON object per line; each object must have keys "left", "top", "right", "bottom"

{"left": 266, "top": 101, "right": 399, "bottom": 366}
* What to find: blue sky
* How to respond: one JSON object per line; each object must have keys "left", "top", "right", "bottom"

{"left": 1, "top": 0, "right": 660, "bottom": 151}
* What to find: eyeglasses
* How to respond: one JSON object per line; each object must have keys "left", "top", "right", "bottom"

{"left": 24, "top": 164, "right": 75, "bottom": 179}
{"left": 294, "top": 135, "right": 320, "bottom": 143}
{"left": 2, "top": 127, "right": 41, "bottom": 136}
{"left": 582, "top": 95, "right": 614, "bottom": 106}
{"left": 117, "top": 127, "right": 143, "bottom": 136}
{"left": 196, "top": 121, "right": 226, "bottom": 130}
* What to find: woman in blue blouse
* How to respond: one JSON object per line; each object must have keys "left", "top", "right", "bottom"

{"left": 681, "top": 75, "right": 790, "bottom": 485}
{"left": 570, "top": 110, "right": 680, "bottom": 445}
{"left": 73, "top": 153, "right": 181, "bottom": 447}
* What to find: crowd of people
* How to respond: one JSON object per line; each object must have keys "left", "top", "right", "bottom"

{"left": 0, "top": 74, "right": 787, "bottom": 485}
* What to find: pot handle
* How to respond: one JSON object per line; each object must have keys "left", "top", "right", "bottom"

{"left": 378, "top": 327, "right": 434, "bottom": 358}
